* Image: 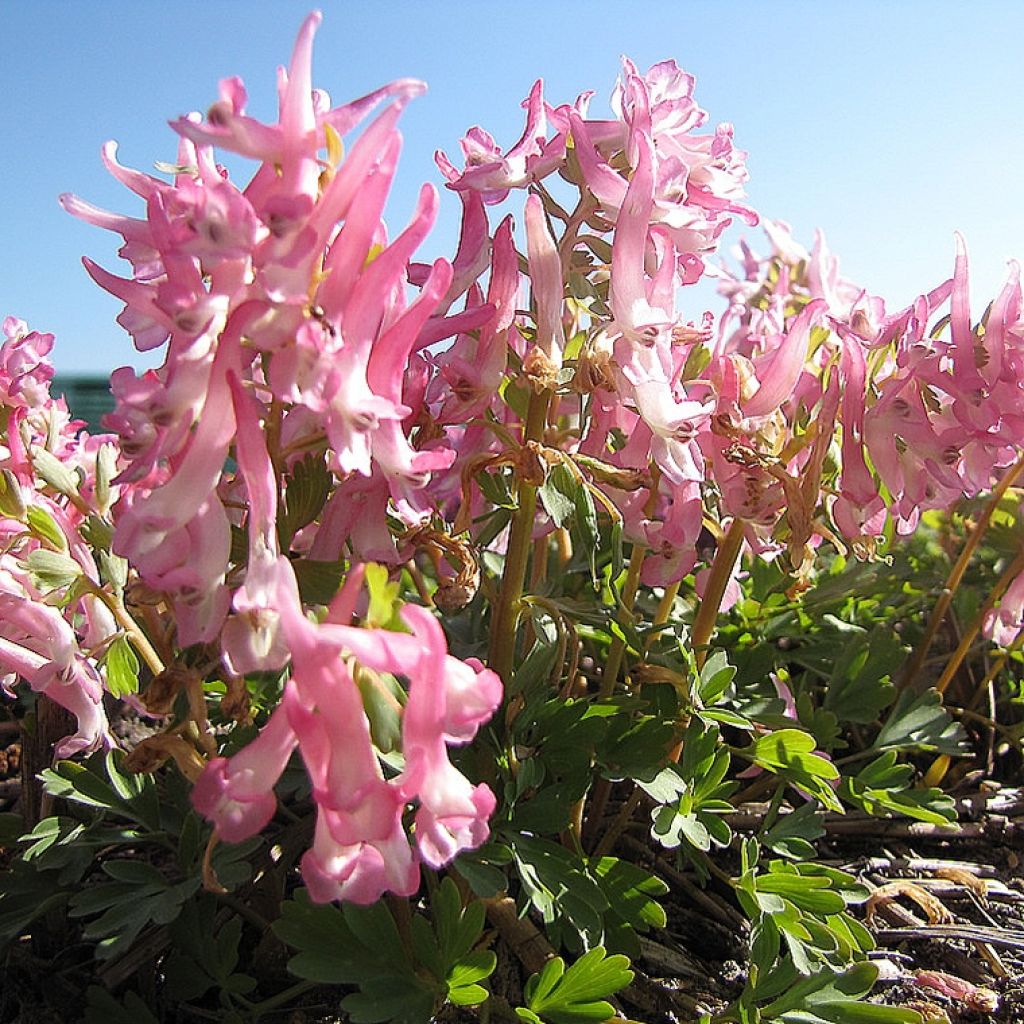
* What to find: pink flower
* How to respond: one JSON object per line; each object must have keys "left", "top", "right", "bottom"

{"left": 984, "top": 570, "right": 1024, "bottom": 648}
{"left": 524, "top": 193, "right": 565, "bottom": 368}
{"left": 302, "top": 805, "right": 418, "bottom": 904}
{"left": 0, "top": 318, "right": 55, "bottom": 410}
{"left": 0, "top": 568, "right": 111, "bottom": 757}
{"left": 437, "top": 79, "right": 550, "bottom": 203}
{"left": 394, "top": 606, "right": 499, "bottom": 866}
{"left": 192, "top": 695, "right": 298, "bottom": 843}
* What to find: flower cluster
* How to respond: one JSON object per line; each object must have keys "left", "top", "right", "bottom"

{"left": 5, "top": 9, "right": 1024, "bottom": 913}
{"left": 0, "top": 317, "right": 118, "bottom": 756}
{"left": 57, "top": 11, "right": 504, "bottom": 901}
{"left": 715, "top": 223, "right": 1024, "bottom": 554}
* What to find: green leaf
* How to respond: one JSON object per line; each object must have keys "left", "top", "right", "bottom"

{"left": 40, "top": 753, "right": 160, "bottom": 832}
{"left": 0, "top": 812, "right": 23, "bottom": 846}
{"left": 165, "top": 897, "right": 253, "bottom": 1000}
{"left": 761, "top": 962, "right": 921, "bottom": 1022}
{"left": 104, "top": 635, "right": 140, "bottom": 698}
{"left": 279, "top": 453, "right": 331, "bottom": 544}
{"left": 589, "top": 856, "right": 668, "bottom": 932}
{"left": 274, "top": 891, "right": 416, "bottom": 986}
{"left": 431, "top": 877, "right": 487, "bottom": 970}
{"left": 824, "top": 628, "right": 902, "bottom": 724}
{"left": 365, "top": 562, "right": 403, "bottom": 630}
{"left": 597, "top": 713, "right": 676, "bottom": 782}
{"left": 573, "top": 480, "right": 600, "bottom": 585}
{"left": 447, "top": 950, "right": 496, "bottom": 1006}
{"left": 522, "top": 948, "right": 633, "bottom": 1024}
{"left": 635, "top": 765, "right": 687, "bottom": 804}
{"left": 513, "top": 780, "right": 590, "bottom": 834}
{"left": 477, "top": 467, "right": 517, "bottom": 509}
{"left": 102, "top": 859, "right": 166, "bottom": 885}
{"left": 354, "top": 664, "right": 403, "bottom": 753}
{"left": 0, "top": 863, "right": 71, "bottom": 944}
{"left": 84, "top": 987, "right": 160, "bottom": 1024}
{"left": 69, "top": 871, "right": 199, "bottom": 960}
{"left": 94, "top": 443, "right": 118, "bottom": 513}
{"left": 340, "top": 974, "right": 436, "bottom": 1024}
{"left": 293, "top": 558, "right": 346, "bottom": 606}
{"left": 755, "top": 873, "right": 846, "bottom": 916}
{"left": 454, "top": 844, "right": 511, "bottom": 898}
{"left": 681, "top": 342, "right": 711, "bottom": 382}
{"left": 98, "top": 549, "right": 128, "bottom": 591}
{"left": 748, "top": 730, "right": 842, "bottom": 812}
{"left": 872, "top": 688, "right": 970, "bottom": 755}
{"left": 841, "top": 753, "right": 956, "bottom": 825}
{"left": 699, "top": 649, "right": 737, "bottom": 706}
{"left": 652, "top": 806, "right": 711, "bottom": 851}
{"left": 539, "top": 462, "right": 579, "bottom": 529}
{"left": 512, "top": 835, "right": 608, "bottom": 949}
{"left": 762, "top": 802, "right": 825, "bottom": 861}
{"left": 0, "top": 468, "right": 26, "bottom": 519}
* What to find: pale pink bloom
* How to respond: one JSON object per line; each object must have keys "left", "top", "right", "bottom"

{"left": 302, "top": 805, "right": 419, "bottom": 904}
{"left": 608, "top": 134, "right": 712, "bottom": 482}
{"left": 640, "top": 480, "right": 704, "bottom": 586}
{"left": 432, "top": 216, "right": 519, "bottom": 425}
{"left": 394, "top": 606, "right": 499, "bottom": 867}
{"left": 437, "top": 79, "right": 549, "bottom": 203}
{"left": 694, "top": 563, "right": 743, "bottom": 614}
{"left": 221, "top": 376, "right": 291, "bottom": 675}
{"left": 308, "top": 474, "right": 401, "bottom": 564}
{"left": 611, "top": 58, "right": 704, "bottom": 140}
{"left": 524, "top": 193, "right": 565, "bottom": 366}
{"left": 0, "top": 567, "right": 111, "bottom": 756}
{"left": 832, "top": 337, "right": 887, "bottom": 541}
{"left": 741, "top": 299, "right": 826, "bottom": 418}
{"left": 192, "top": 693, "right": 299, "bottom": 843}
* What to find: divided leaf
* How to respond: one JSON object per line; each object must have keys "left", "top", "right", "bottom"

{"left": 518, "top": 947, "right": 633, "bottom": 1024}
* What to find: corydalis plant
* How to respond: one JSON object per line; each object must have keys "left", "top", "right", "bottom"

{"left": 59, "top": 11, "right": 503, "bottom": 904}
{"left": 52, "top": 7, "right": 763, "bottom": 905}
{"left": 11, "top": 0, "right": 1024, "bottom": 936}
{"left": 0, "top": 316, "right": 120, "bottom": 757}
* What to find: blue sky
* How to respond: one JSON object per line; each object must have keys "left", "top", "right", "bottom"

{"left": 2, "top": 1, "right": 1022, "bottom": 373}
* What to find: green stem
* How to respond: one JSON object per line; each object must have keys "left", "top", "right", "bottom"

{"left": 488, "top": 389, "right": 552, "bottom": 682}
{"left": 690, "top": 519, "right": 745, "bottom": 669}
{"left": 243, "top": 979, "right": 316, "bottom": 1017}
{"left": 600, "top": 544, "right": 646, "bottom": 698}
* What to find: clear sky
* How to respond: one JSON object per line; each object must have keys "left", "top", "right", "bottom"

{"left": 2, "top": 1, "right": 1022, "bottom": 373}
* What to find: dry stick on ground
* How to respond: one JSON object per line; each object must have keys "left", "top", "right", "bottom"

{"left": 869, "top": 877, "right": 1024, "bottom": 905}
{"left": 837, "top": 855, "right": 1005, "bottom": 877}
{"left": 722, "top": 807, "right": 1024, "bottom": 847}
{"left": 872, "top": 923, "right": 1024, "bottom": 950}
